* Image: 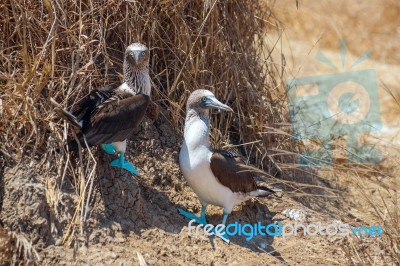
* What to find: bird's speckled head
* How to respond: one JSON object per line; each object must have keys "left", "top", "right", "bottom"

{"left": 125, "top": 43, "right": 149, "bottom": 69}
{"left": 186, "top": 89, "right": 233, "bottom": 114}
{"left": 123, "top": 42, "right": 151, "bottom": 95}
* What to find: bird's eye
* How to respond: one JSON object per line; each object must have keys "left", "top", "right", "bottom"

{"left": 141, "top": 51, "right": 146, "bottom": 56}
{"left": 129, "top": 51, "right": 135, "bottom": 56}
{"left": 201, "top": 96, "right": 207, "bottom": 103}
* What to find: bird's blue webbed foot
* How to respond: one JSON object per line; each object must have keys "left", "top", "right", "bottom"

{"left": 101, "top": 143, "right": 116, "bottom": 155}
{"left": 177, "top": 204, "right": 208, "bottom": 225}
{"left": 110, "top": 152, "right": 139, "bottom": 176}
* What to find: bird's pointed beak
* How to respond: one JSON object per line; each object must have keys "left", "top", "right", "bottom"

{"left": 134, "top": 52, "right": 139, "bottom": 65}
{"left": 127, "top": 51, "right": 139, "bottom": 65}
{"left": 207, "top": 96, "right": 233, "bottom": 112}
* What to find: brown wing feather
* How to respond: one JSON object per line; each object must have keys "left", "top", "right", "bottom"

{"left": 68, "top": 93, "right": 150, "bottom": 150}
{"left": 71, "top": 84, "right": 118, "bottom": 122}
{"left": 210, "top": 149, "right": 258, "bottom": 193}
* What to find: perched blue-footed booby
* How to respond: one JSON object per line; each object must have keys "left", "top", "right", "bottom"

{"left": 50, "top": 43, "right": 151, "bottom": 175}
{"left": 178, "top": 89, "right": 275, "bottom": 242}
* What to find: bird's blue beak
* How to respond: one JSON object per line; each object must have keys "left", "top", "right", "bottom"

{"left": 205, "top": 96, "right": 233, "bottom": 112}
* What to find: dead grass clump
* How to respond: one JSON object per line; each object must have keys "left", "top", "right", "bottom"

{"left": 0, "top": 0, "right": 285, "bottom": 169}
{"left": 341, "top": 187, "right": 400, "bottom": 265}
{"left": 0, "top": 0, "right": 289, "bottom": 246}
{"left": 0, "top": 227, "right": 40, "bottom": 265}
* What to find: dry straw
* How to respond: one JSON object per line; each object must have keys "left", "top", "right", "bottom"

{"left": 0, "top": 0, "right": 290, "bottom": 246}
{"left": 1, "top": 0, "right": 286, "bottom": 170}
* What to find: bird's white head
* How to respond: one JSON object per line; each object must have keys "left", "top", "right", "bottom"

{"left": 125, "top": 43, "right": 149, "bottom": 70}
{"left": 123, "top": 43, "right": 151, "bottom": 95}
{"left": 183, "top": 89, "right": 233, "bottom": 150}
{"left": 186, "top": 89, "right": 233, "bottom": 114}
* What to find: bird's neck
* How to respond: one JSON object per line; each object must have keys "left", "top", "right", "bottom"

{"left": 123, "top": 60, "right": 151, "bottom": 96}
{"left": 183, "top": 110, "right": 210, "bottom": 150}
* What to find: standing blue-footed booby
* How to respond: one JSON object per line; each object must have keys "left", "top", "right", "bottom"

{"left": 50, "top": 43, "right": 151, "bottom": 175}
{"left": 178, "top": 89, "right": 274, "bottom": 242}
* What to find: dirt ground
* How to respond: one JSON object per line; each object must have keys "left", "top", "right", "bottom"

{"left": 1, "top": 114, "right": 385, "bottom": 265}
{"left": 1, "top": 0, "right": 400, "bottom": 265}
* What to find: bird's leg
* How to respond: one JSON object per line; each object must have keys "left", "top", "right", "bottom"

{"left": 177, "top": 203, "right": 208, "bottom": 225}
{"left": 212, "top": 211, "right": 230, "bottom": 243}
{"left": 109, "top": 152, "right": 139, "bottom": 176}
{"left": 101, "top": 143, "right": 117, "bottom": 155}
{"left": 221, "top": 212, "right": 228, "bottom": 225}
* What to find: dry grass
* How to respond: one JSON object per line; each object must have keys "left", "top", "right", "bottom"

{"left": 0, "top": 0, "right": 292, "bottom": 247}
{"left": 274, "top": 0, "right": 400, "bottom": 264}
{"left": 0, "top": 0, "right": 287, "bottom": 169}
{"left": 275, "top": 0, "right": 400, "bottom": 65}
{"left": 0, "top": 227, "right": 40, "bottom": 265}
{"left": 340, "top": 170, "right": 400, "bottom": 265}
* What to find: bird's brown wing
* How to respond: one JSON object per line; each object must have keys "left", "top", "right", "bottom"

{"left": 71, "top": 84, "right": 118, "bottom": 122}
{"left": 67, "top": 90, "right": 150, "bottom": 150}
{"left": 209, "top": 149, "right": 258, "bottom": 193}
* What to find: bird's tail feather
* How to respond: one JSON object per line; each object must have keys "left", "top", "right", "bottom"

{"left": 249, "top": 189, "right": 268, "bottom": 198}
{"left": 253, "top": 185, "right": 283, "bottom": 198}
{"left": 50, "top": 98, "right": 81, "bottom": 128}
{"left": 258, "top": 186, "right": 276, "bottom": 194}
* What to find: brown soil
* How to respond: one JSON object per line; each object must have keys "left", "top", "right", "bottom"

{"left": 1, "top": 113, "right": 394, "bottom": 265}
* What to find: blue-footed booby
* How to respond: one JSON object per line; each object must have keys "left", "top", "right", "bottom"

{"left": 50, "top": 43, "right": 151, "bottom": 175}
{"left": 178, "top": 89, "right": 274, "bottom": 242}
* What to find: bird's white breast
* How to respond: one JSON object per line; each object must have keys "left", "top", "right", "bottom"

{"left": 118, "top": 82, "right": 136, "bottom": 94}
{"left": 179, "top": 118, "right": 233, "bottom": 207}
